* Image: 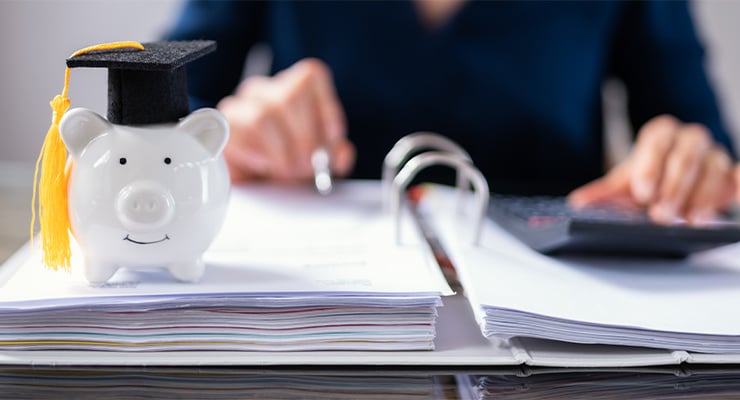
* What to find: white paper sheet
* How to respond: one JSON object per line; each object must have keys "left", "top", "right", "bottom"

{"left": 0, "top": 181, "right": 451, "bottom": 309}
{"left": 421, "top": 184, "right": 740, "bottom": 353}
{"left": 0, "top": 180, "right": 451, "bottom": 352}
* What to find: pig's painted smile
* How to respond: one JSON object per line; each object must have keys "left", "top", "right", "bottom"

{"left": 123, "top": 234, "right": 171, "bottom": 245}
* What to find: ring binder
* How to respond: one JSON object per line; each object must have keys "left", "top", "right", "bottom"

{"left": 0, "top": 181, "right": 453, "bottom": 354}
{"left": 390, "top": 151, "right": 489, "bottom": 246}
{"left": 381, "top": 132, "right": 472, "bottom": 210}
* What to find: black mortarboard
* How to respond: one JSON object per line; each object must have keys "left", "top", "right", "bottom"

{"left": 65, "top": 40, "right": 216, "bottom": 125}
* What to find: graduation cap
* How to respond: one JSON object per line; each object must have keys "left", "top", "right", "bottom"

{"left": 32, "top": 40, "right": 216, "bottom": 271}
{"left": 66, "top": 40, "right": 216, "bottom": 125}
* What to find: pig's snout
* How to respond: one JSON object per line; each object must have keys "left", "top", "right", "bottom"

{"left": 116, "top": 181, "right": 175, "bottom": 231}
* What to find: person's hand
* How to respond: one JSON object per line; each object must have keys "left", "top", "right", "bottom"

{"left": 568, "top": 115, "right": 736, "bottom": 225}
{"left": 735, "top": 164, "right": 740, "bottom": 202}
{"left": 217, "top": 58, "right": 355, "bottom": 182}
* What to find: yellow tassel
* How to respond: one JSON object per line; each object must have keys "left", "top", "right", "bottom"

{"left": 31, "top": 41, "right": 144, "bottom": 271}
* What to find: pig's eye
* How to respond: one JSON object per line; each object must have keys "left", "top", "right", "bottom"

{"left": 119, "top": 157, "right": 127, "bottom": 165}
{"left": 164, "top": 157, "right": 172, "bottom": 165}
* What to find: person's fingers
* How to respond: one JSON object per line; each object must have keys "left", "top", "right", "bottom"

{"left": 569, "top": 114, "right": 735, "bottom": 226}
{"left": 629, "top": 115, "right": 680, "bottom": 205}
{"left": 218, "top": 94, "right": 293, "bottom": 180}
{"left": 235, "top": 75, "right": 271, "bottom": 98}
{"left": 295, "top": 58, "right": 347, "bottom": 143}
{"left": 284, "top": 59, "right": 349, "bottom": 179}
{"left": 649, "top": 123, "right": 712, "bottom": 223}
{"left": 242, "top": 62, "right": 338, "bottom": 179}
{"left": 683, "top": 147, "right": 734, "bottom": 225}
{"left": 223, "top": 145, "right": 264, "bottom": 182}
{"left": 238, "top": 73, "right": 315, "bottom": 180}
{"left": 735, "top": 164, "right": 740, "bottom": 203}
{"left": 218, "top": 96, "right": 266, "bottom": 181}
{"left": 330, "top": 139, "right": 356, "bottom": 177}
{"left": 218, "top": 59, "right": 348, "bottom": 182}
{"left": 257, "top": 115, "right": 293, "bottom": 180}
{"left": 568, "top": 160, "right": 631, "bottom": 208}
{"left": 566, "top": 177, "right": 616, "bottom": 208}
{"left": 275, "top": 64, "right": 326, "bottom": 176}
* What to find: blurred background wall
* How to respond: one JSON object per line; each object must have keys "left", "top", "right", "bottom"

{"left": 0, "top": 0, "right": 182, "bottom": 166}
{"left": 1, "top": 0, "right": 739, "bottom": 166}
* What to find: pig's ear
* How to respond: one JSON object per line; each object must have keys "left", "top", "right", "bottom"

{"left": 59, "top": 108, "right": 112, "bottom": 158}
{"left": 177, "top": 108, "right": 229, "bottom": 157}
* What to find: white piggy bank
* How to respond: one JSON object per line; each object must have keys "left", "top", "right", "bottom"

{"left": 59, "top": 108, "right": 230, "bottom": 284}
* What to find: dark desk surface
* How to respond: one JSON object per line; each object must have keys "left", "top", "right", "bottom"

{"left": 3, "top": 162, "right": 740, "bottom": 398}
{"left": 3, "top": 365, "right": 740, "bottom": 398}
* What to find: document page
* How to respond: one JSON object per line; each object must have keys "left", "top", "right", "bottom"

{"left": 421, "top": 184, "right": 740, "bottom": 353}
{"left": 0, "top": 180, "right": 451, "bottom": 352}
{"left": 0, "top": 181, "right": 451, "bottom": 309}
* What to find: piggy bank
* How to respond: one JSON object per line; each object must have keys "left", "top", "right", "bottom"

{"left": 59, "top": 107, "right": 230, "bottom": 284}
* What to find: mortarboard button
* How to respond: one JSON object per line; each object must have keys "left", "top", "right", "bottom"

{"left": 66, "top": 40, "right": 216, "bottom": 125}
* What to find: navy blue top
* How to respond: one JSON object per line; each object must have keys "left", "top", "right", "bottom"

{"left": 167, "top": 0, "right": 733, "bottom": 195}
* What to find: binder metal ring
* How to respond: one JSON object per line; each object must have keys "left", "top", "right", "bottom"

{"left": 391, "top": 151, "right": 489, "bottom": 246}
{"left": 382, "top": 132, "right": 472, "bottom": 210}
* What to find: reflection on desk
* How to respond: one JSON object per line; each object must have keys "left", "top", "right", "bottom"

{"left": 3, "top": 367, "right": 740, "bottom": 399}
{"left": 458, "top": 367, "right": 740, "bottom": 399}
{"left": 0, "top": 367, "right": 452, "bottom": 399}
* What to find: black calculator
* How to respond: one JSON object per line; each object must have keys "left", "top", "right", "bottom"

{"left": 487, "top": 195, "right": 740, "bottom": 258}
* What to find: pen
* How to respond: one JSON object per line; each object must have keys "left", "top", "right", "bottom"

{"left": 311, "top": 147, "right": 332, "bottom": 195}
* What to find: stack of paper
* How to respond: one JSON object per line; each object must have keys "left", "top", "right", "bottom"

{"left": 419, "top": 184, "right": 740, "bottom": 354}
{"left": 0, "top": 181, "right": 452, "bottom": 351}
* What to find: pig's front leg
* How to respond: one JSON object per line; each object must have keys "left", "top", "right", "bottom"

{"left": 84, "top": 258, "right": 119, "bottom": 285}
{"left": 168, "top": 258, "right": 205, "bottom": 282}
